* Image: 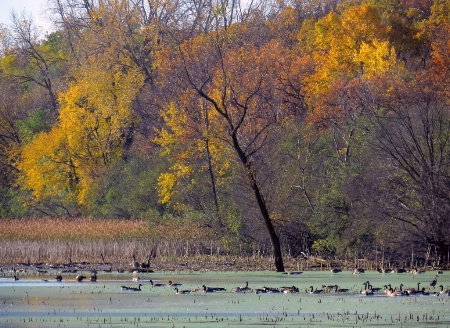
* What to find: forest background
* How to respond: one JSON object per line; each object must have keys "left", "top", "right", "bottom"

{"left": 0, "top": 0, "right": 449, "bottom": 272}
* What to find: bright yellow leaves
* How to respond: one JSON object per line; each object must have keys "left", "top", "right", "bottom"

{"left": 19, "top": 61, "right": 144, "bottom": 205}
{"left": 309, "top": 4, "right": 394, "bottom": 92}
{"left": 305, "top": 3, "right": 398, "bottom": 123}
{"left": 18, "top": 127, "right": 76, "bottom": 202}
{"left": 154, "top": 100, "right": 232, "bottom": 205}
{"left": 356, "top": 40, "right": 397, "bottom": 78}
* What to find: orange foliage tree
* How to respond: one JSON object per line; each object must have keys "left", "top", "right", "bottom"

{"left": 155, "top": 14, "right": 311, "bottom": 270}
{"left": 304, "top": 3, "right": 397, "bottom": 125}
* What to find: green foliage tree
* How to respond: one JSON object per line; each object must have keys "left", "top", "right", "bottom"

{"left": 87, "top": 154, "right": 164, "bottom": 219}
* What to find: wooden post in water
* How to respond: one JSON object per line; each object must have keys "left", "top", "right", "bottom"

{"left": 375, "top": 243, "right": 378, "bottom": 270}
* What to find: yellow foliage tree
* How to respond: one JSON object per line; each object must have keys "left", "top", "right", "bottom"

{"left": 154, "top": 98, "right": 233, "bottom": 209}
{"left": 304, "top": 3, "right": 397, "bottom": 122}
{"left": 356, "top": 40, "right": 397, "bottom": 78}
{"left": 18, "top": 60, "right": 144, "bottom": 206}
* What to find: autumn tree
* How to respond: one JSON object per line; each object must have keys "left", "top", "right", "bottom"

{"left": 427, "top": 0, "right": 450, "bottom": 99}
{"left": 304, "top": 3, "right": 396, "bottom": 123}
{"left": 18, "top": 55, "right": 144, "bottom": 212}
{"left": 156, "top": 8, "right": 313, "bottom": 269}
{"left": 293, "top": 3, "right": 408, "bottom": 256}
{"left": 15, "top": 0, "right": 176, "bottom": 215}
{"left": 154, "top": 98, "right": 235, "bottom": 231}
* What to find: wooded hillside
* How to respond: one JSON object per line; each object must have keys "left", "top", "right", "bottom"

{"left": 0, "top": 0, "right": 449, "bottom": 269}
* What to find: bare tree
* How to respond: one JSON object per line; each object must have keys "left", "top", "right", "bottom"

{"left": 371, "top": 76, "right": 450, "bottom": 257}
{"left": 8, "top": 11, "right": 63, "bottom": 114}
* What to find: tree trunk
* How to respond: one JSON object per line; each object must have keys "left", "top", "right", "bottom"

{"left": 249, "top": 173, "right": 285, "bottom": 272}
{"left": 231, "top": 133, "right": 285, "bottom": 272}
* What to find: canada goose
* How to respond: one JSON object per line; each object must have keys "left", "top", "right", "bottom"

{"left": 282, "top": 286, "right": 299, "bottom": 294}
{"left": 150, "top": 280, "right": 165, "bottom": 287}
{"left": 202, "top": 285, "right": 215, "bottom": 293}
{"left": 174, "top": 287, "right": 190, "bottom": 294}
{"left": 322, "top": 284, "right": 337, "bottom": 292}
{"left": 140, "top": 258, "right": 151, "bottom": 269}
{"left": 360, "top": 282, "right": 372, "bottom": 295}
{"left": 395, "top": 268, "right": 407, "bottom": 273}
{"left": 200, "top": 284, "right": 226, "bottom": 292}
{"left": 309, "top": 286, "right": 324, "bottom": 294}
{"left": 353, "top": 268, "right": 365, "bottom": 274}
{"left": 75, "top": 275, "right": 86, "bottom": 282}
{"left": 131, "top": 255, "right": 139, "bottom": 269}
{"left": 365, "top": 282, "right": 382, "bottom": 292}
{"left": 264, "top": 286, "right": 280, "bottom": 293}
{"left": 411, "top": 268, "right": 425, "bottom": 275}
{"left": 419, "top": 287, "right": 432, "bottom": 296}
{"left": 388, "top": 284, "right": 409, "bottom": 296}
{"left": 90, "top": 274, "right": 97, "bottom": 282}
{"left": 129, "top": 284, "right": 142, "bottom": 291}
{"left": 55, "top": 274, "right": 63, "bottom": 282}
{"left": 386, "top": 288, "right": 400, "bottom": 296}
{"left": 387, "top": 287, "right": 408, "bottom": 297}
{"left": 404, "top": 282, "right": 421, "bottom": 295}
{"left": 334, "top": 285, "right": 350, "bottom": 293}
{"left": 361, "top": 289, "right": 374, "bottom": 296}
{"left": 439, "top": 285, "right": 450, "bottom": 295}
{"left": 234, "top": 281, "right": 251, "bottom": 293}
{"left": 168, "top": 280, "right": 182, "bottom": 287}
{"left": 330, "top": 268, "right": 342, "bottom": 273}
{"left": 430, "top": 275, "right": 438, "bottom": 289}
{"left": 254, "top": 288, "right": 267, "bottom": 294}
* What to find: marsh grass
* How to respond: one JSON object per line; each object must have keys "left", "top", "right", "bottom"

{"left": 0, "top": 218, "right": 436, "bottom": 272}
{"left": 0, "top": 218, "right": 288, "bottom": 270}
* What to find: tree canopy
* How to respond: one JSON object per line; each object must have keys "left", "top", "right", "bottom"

{"left": 0, "top": 0, "right": 449, "bottom": 267}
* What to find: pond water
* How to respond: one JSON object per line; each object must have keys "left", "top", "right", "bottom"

{"left": 1, "top": 269, "right": 449, "bottom": 327}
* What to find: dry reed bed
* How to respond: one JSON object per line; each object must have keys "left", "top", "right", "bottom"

{"left": 0, "top": 218, "right": 399, "bottom": 272}
{"left": 0, "top": 218, "right": 215, "bottom": 241}
{"left": 0, "top": 218, "right": 284, "bottom": 270}
{"left": 0, "top": 218, "right": 219, "bottom": 266}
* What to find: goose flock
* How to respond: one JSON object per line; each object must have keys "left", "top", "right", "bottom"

{"left": 117, "top": 275, "right": 450, "bottom": 297}
{"left": 7, "top": 271, "right": 450, "bottom": 297}
{"left": 4, "top": 264, "right": 448, "bottom": 298}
